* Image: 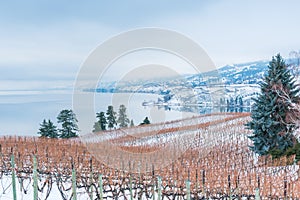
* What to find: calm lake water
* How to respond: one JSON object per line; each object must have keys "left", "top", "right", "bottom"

{"left": 0, "top": 91, "right": 193, "bottom": 136}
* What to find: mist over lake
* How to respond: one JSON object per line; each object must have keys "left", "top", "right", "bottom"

{"left": 0, "top": 91, "right": 191, "bottom": 136}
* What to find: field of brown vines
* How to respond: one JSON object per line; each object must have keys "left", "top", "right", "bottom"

{"left": 0, "top": 112, "right": 300, "bottom": 199}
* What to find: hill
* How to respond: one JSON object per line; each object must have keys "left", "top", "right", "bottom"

{"left": 1, "top": 113, "right": 299, "bottom": 199}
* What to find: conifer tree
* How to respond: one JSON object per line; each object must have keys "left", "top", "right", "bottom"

{"left": 96, "top": 111, "right": 107, "bottom": 130}
{"left": 130, "top": 119, "right": 134, "bottom": 127}
{"left": 38, "top": 119, "right": 58, "bottom": 138}
{"left": 57, "top": 109, "right": 79, "bottom": 138}
{"left": 246, "top": 54, "right": 300, "bottom": 155}
{"left": 92, "top": 121, "right": 102, "bottom": 132}
{"left": 47, "top": 120, "right": 59, "bottom": 138}
{"left": 106, "top": 106, "right": 117, "bottom": 129}
{"left": 117, "top": 104, "right": 130, "bottom": 128}
{"left": 143, "top": 117, "right": 150, "bottom": 124}
{"left": 140, "top": 117, "right": 151, "bottom": 125}
{"left": 38, "top": 119, "right": 49, "bottom": 137}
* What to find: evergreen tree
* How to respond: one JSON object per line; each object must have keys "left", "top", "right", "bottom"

{"left": 57, "top": 109, "right": 79, "bottom": 138}
{"left": 47, "top": 120, "right": 59, "bottom": 138}
{"left": 140, "top": 117, "right": 151, "bottom": 125}
{"left": 92, "top": 121, "right": 102, "bottom": 132}
{"left": 220, "top": 98, "right": 225, "bottom": 106}
{"left": 38, "top": 119, "right": 49, "bottom": 137}
{"left": 38, "top": 119, "right": 58, "bottom": 138}
{"left": 239, "top": 97, "right": 243, "bottom": 107}
{"left": 117, "top": 104, "right": 130, "bottom": 128}
{"left": 143, "top": 117, "right": 150, "bottom": 124}
{"left": 96, "top": 111, "right": 107, "bottom": 130}
{"left": 235, "top": 96, "right": 238, "bottom": 107}
{"left": 230, "top": 97, "right": 234, "bottom": 107}
{"left": 226, "top": 99, "right": 230, "bottom": 108}
{"left": 246, "top": 54, "right": 300, "bottom": 155}
{"left": 130, "top": 119, "right": 134, "bottom": 127}
{"left": 106, "top": 106, "right": 117, "bottom": 129}
{"left": 239, "top": 97, "right": 244, "bottom": 112}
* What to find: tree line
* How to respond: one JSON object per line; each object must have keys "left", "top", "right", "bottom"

{"left": 38, "top": 109, "right": 79, "bottom": 138}
{"left": 92, "top": 104, "right": 150, "bottom": 132}
{"left": 38, "top": 105, "right": 150, "bottom": 138}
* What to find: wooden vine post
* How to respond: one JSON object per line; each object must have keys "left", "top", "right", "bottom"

{"left": 228, "top": 175, "right": 232, "bottom": 200}
{"left": 152, "top": 166, "right": 155, "bottom": 200}
{"left": 186, "top": 180, "right": 191, "bottom": 200}
{"left": 195, "top": 169, "right": 199, "bottom": 196}
{"left": 202, "top": 170, "right": 206, "bottom": 198}
{"left": 157, "top": 176, "right": 162, "bottom": 200}
{"left": 255, "top": 188, "right": 260, "bottom": 200}
{"left": 129, "top": 173, "right": 133, "bottom": 200}
{"left": 72, "top": 164, "right": 77, "bottom": 200}
{"left": 98, "top": 174, "right": 103, "bottom": 200}
{"left": 255, "top": 175, "right": 260, "bottom": 200}
{"left": 89, "top": 158, "right": 93, "bottom": 200}
{"left": 11, "top": 155, "right": 17, "bottom": 200}
{"left": 33, "top": 155, "right": 38, "bottom": 200}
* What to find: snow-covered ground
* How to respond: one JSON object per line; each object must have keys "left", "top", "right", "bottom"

{"left": 0, "top": 174, "right": 163, "bottom": 200}
{"left": 1, "top": 113, "right": 299, "bottom": 199}
{"left": 0, "top": 175, "right": 88, "bottom": 200}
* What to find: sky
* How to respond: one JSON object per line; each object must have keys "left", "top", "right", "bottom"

{"left": 1, "top": 0, "right": 300, "bottom": 135}
{"left": 1, "top": 0, "right": 300, "bottom": 88}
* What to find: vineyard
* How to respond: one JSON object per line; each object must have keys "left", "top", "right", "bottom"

{"left": 0, "top": 112, "right": 300, "bottom": 199}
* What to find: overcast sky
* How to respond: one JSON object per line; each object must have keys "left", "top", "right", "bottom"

{"left": 1, "top": 0, "right": 300, "bottom": 87}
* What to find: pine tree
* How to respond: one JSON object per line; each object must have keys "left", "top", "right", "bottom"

{"left": 117, "top": 104, "right": 130, "bottom": 128}
{"left": 246, "top": 54, "right": 300, "bottom": 155}
{"left": 235, "top": 96, "right": 238, "bottom": 107}
{"left": 143, "top": 117, "right": 150, "bottom": 124}
{"left": 38, "top": 119, "right": 49, "bottom": 137}
{"left": 130, "top": 119, "right": 134, "bottom": 127}
{"left": 239, "top": 97, "right": 244, "bottom": 112}
{"left": 38, "top": 119, "right": 58, "bottom": 138}
{"left": 106, "top": 106, "right": 117, "bottom": 129}
{"left": 57, "top": 109, "right": 79, "bottom": 138}
{"left": 47, "top": 120, "right": 59, "bottom": 138}
{"left": 239, "top": 97, "right": 243, "bottom": 107}
{"left": 92, "top": 121, "right": 102, "bottom": 132}
{"left": 96, "top": 111, "right": 107, "bottom": 130}
{"left": 140, "top": 117, "right": 151, "bottom": 125}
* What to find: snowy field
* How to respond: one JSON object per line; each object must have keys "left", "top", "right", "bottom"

{"left": 1, "top": 113, "right": 300, "bottom": 199}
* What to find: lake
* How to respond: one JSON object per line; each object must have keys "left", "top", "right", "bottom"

{"left": 0, "top": 91, "right": 195, "bottom": 136}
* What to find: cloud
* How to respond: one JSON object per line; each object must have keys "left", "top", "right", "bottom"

{"left": 0, "top": 21, "right": 120, "bottom": 84}
{"left": 151, "top": 0, "right": 300, "bottom": 66}
{"left": 1, "top": 0, "right": 300, "bottom": 85}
